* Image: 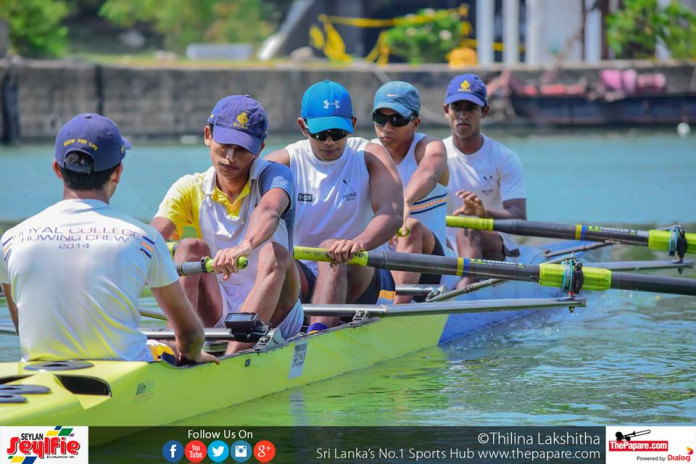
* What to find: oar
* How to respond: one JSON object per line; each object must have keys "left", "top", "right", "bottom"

{"left": 446, "top": 216, "right": 695, "bottom": 257}
{"left": 176, "top": 256, "right": 247, "bottom": 275}
{"left": 294, "top": 246, "right": 696, "bottom": 297}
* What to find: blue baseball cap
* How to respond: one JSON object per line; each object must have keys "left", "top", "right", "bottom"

{"left": 301, "top": 80, "right": 354, "bottom": 134}
{"left": 445, "top": 74, "right": 488, "bottom": 107}
{"left": 373, "top": 81, "right": 421, "bottom": 117}
{"left": 54, "top": 113, "right": 131, "bottom": 173}
{"left": 207, "top": 95, "right": 268, "bottom": 154}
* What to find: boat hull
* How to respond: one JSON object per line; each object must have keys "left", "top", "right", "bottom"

{"left": 0, "top": 240, "right": 593, "bottom": 428}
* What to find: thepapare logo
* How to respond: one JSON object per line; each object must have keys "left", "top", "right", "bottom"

{"left": 2, "top": 426, "right": 88, "bottom": 463}
{"left": 298, "top": 193, "right": 313, "bottom": 202}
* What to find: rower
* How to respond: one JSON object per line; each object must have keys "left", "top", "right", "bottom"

{"left": 151, "top": 95, "right": 303, "bottom": 353}
{"left": 443, "top": 74, "right": 527, "bottom": 288}
{"left": 0, "top": 114, "right": 214, "bottom": 365}
{"left": 370, "top": 81, "right": 457, "bottom": 303}
{"left": 266, "top": 80, "right": 403, "bottom": 331}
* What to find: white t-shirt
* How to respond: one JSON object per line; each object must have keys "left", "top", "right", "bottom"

{"left": 0, "top": 199, "right": 178, "bottom": 362}
{"left": 445, "top": 134, "right": 526, "bottom": 252}
{"left": 286, "top": 137, "right": 376, "bottom": 274}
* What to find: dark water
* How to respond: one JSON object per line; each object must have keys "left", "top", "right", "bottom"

{"left": 0, "top": 129, "right": 694, "bottom": 427}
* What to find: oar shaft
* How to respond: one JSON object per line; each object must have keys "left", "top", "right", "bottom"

{"left": 446, "top": 216, "right": 695, "bottom": 254}
{"left": 294, "top": 247, "right": 696, "bottom": 296}
{"left": 610, "top": 272, "right": 696, "bottom": 295}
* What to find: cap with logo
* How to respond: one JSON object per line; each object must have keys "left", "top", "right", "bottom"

{"left": 301, "top": 80, "right": 354, "bottom": 134}
{"left": 207, "top": 95, "right": 268, "bottom": 154}
{"left": 54, "top": 113, "right": 131, "bottom": 173}
{"left": 444, "top": 74, "right": 488, "bottom": 107}
{"left": 372, "top": 81, "right": 421, "bottom": 117}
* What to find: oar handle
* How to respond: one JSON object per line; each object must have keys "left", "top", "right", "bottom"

{"left": 176, "top": 256, "right": 248, "bottom": 276}
{"left": 293, "top": 246, "right": 369, "bottom": 266}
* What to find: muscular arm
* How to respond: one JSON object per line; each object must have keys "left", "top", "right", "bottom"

{"left": 405, "top": 137, "right": 449, "bottom": 206}
{"left": 264, "top": 148, "right": 291, "bottom": 167}
{"left": 151, "top": 281, "right": 206, "bottom": 362}
{"left": 150, "top": 216, "right": 177, "bottom": 241}
{"left": 240, "top": 188, "right": 290, "bottom": 250}
{"left": 356, "top": 143, "right": 403, "bottom": 250}
{"left": 2, "top": 284, "right": 18, "bottom": 332}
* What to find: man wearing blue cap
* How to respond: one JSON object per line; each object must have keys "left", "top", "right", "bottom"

{"left": 443, "top": 74, "right": 527, "bottom": 288}
{"left": 152, "top": 95, "right": 303, "bottom": 353}
{"left": 0, "top": 113, "right": 213, "bottom": 364}
{"left": 266, "top": 80, "right": 402, "bottom": 332}
{"left": 371, "top": 81, "right": 457, "bottom": 303}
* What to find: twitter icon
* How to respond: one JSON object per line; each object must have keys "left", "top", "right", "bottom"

{"left": 207, "top": 440, "right": 229, "bottom": 463}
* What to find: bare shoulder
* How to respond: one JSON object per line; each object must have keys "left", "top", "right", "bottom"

{"left": 264, "top": 148, "right": 290, "bottom": 166}
{"left": 364, "top": 141, "right": 391, "bottom": 164}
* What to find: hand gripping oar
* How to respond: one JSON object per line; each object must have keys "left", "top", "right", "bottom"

{"left": 176, "top": 256, "right": 248, "bottom": 276}
{"left": 446, "top": 216, "right": 695, "bottom": 260}
{"left": 294, "top": 246, "right": 696, "bottom": 297}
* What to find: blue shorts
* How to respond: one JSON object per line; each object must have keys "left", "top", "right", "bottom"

{"left": 297, "top": 262, "right": 395, "bottom": 305}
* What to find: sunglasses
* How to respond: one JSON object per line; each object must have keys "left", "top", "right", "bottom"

{"left": 307, "top": 128, "right": 350, "bottom": 142}
{"left": 372, "top": 111, "right": 416, "bottom": 127}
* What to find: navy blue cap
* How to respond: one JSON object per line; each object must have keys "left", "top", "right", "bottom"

{"left": 301, "top": 80, "right": 354, "bottom": 134}
{"left": 207, "top": 95, "right": 268, "bottom": 154}
{"left": 54, "top": 113, "right": 131, "bottom": 173}
{"left": 373, "top": 81, "right": 420, "bottom": 117}
{"left": 445, "top": 74, "right": 488, "bottom": 107}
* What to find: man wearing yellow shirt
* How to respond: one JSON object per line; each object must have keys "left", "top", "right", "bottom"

{"left": 151, "top": 95, "right": 302, "bottom": 353}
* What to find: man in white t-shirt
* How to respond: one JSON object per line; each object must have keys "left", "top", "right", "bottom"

{"left": 0, "top": 114, "right": 213, "bottom": 364}
{"left": 266, "top": 80, "right": 403, "bottom": 332}
{"left": 370, "top": 81, "right": 456, "bottom": 303}
{"left": 443, "top": 74, "right": 527, "bottom": 288}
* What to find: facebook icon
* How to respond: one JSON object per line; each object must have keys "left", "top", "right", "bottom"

{"left": 163, "top": 440, "right": 184, "bottom": 462}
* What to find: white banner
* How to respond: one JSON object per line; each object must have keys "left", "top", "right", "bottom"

{"left": 606, "top": 426, "right": 695, "bottom": 464}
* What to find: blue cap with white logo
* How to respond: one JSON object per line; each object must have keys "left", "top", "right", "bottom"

{"left": 54, "top": 113, "right": 131, "bottom": 173}
{"left": 207, "top": 95, "right": 268, "bottom": 154}
{"left": 445, "top": 74, "right": 488, "bottom": 107}
{"left": 373, "top": 81, "right": 421, "bottom": 117}
{"left": 301, "top": 80, "right": 354, "bottom": 134}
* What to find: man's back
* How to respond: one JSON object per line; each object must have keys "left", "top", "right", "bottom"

{"left": 1, "top": 199, "right": 177, "bottom": 361}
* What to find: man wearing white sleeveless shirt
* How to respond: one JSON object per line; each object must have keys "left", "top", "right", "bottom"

{"left": 370, "top": 81, "right": 457, "bottom": 303}
{"left": 266, "top": 80, "right": 402, "bottom": 332}
{"left": 443, "top": 74, "right": 527, "bottom": 289}
{"left": 152, "top": 95, "right": 303, "bottom": 353}
{"left": 0, "top": 113, "right": 213, "bottom": 365}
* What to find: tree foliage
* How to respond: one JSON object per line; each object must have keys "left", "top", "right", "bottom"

{"left": 606, "top": 0, "right": 696, "bottom": 59}
{"left": 0, "top": 0, "right": 70, "bottom": 58}
{"left": 99, "top": 0, "right": 274, "bottom": 52}
{"left": 383, "top": 8, "right": 463, "bottom": 64}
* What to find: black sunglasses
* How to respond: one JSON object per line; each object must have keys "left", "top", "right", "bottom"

{"left": 372, "top": 111, "right": 416, "bottom": 127}
{"left": 307, "top": 128, "right": 350, "bottom": 142}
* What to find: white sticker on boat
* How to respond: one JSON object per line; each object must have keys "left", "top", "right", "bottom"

{"left": 289, "top": 340, "right": 308, "bottom": 379}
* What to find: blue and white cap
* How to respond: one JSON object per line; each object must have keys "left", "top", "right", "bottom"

{"left": 301, "top": 80, "right": 354, "bottom": 134}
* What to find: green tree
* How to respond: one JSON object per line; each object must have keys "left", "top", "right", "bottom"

{"left": 383, "top": 8, "right": 463, "bottom": 64}
{"left": 0, "top": 0, "right": 70, "bottom": 58}
{"left": 606, "top": 0, "right": 696, "bottom": 59}
{"left": 99, "top": 0, "right": 274, "bottom": 52}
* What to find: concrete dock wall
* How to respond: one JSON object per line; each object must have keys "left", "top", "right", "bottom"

{"left": 1, "top": 59, "right": 694, "bottom": 142}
